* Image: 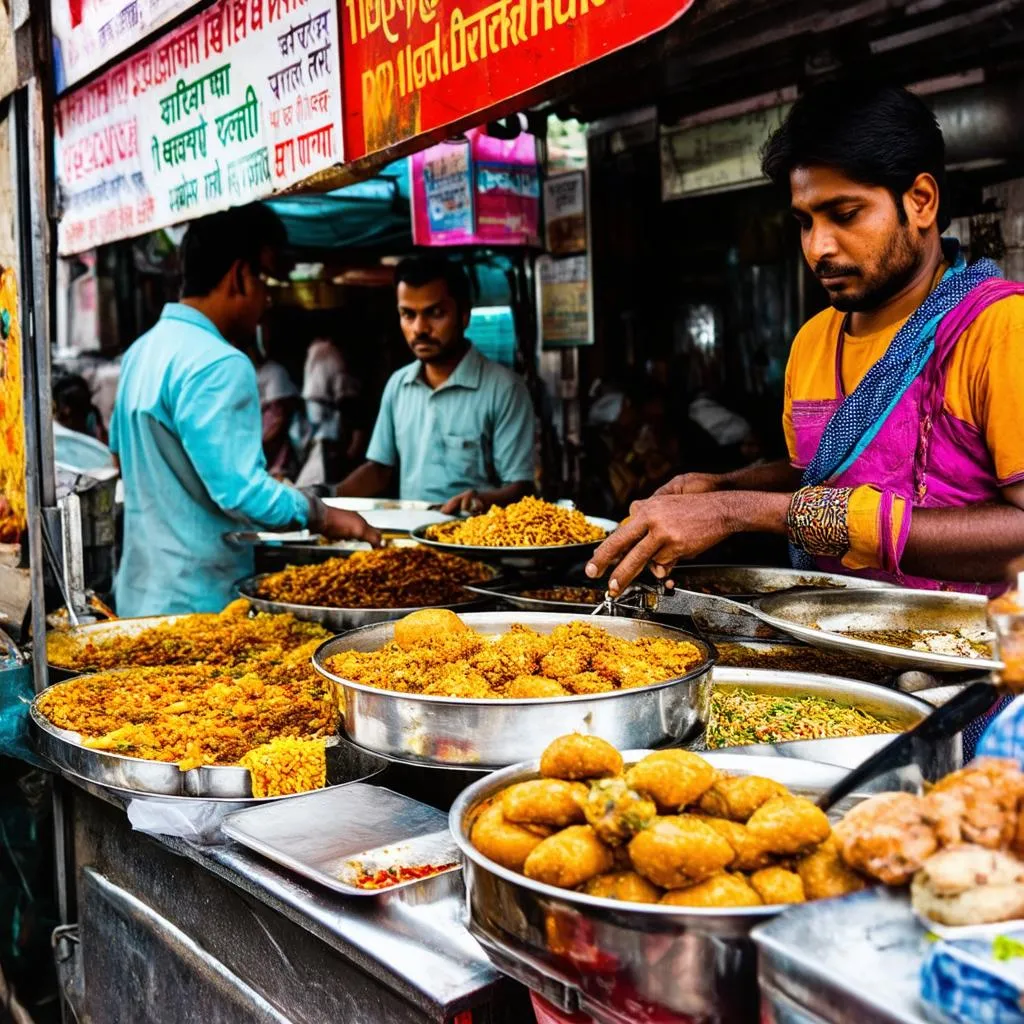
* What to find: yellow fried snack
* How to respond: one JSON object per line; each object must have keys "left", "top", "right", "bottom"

{"left": 749, "top": 866, "right": 806, "bottom": 905}
{"left": 582, "top": 871, "right": 662, "bottom": 904}
{"left": 796, "top": 836, "right": 867, "bottom": 900}
{"left": 625, "top": 750, "right": 717, "bottom": 812}
{"left": 660, "top": 872, "right": 762, "bottom": 908}
{"left": 628, "top": 815, "right": 735, "bottom": 888}
{"left": 540, "top": 734, "right": 623, "bottom": 781}
{"left": 239, "top": 737, "right": 326, "bottom": 798}
{"left": 583, "top": 778, "right": 657, "bottom": 846}
{"left": 746, "top": 796, "right": 831, "bottom": 856}
{"left": 471, "top": 799, "right": 551, "bottom": 871}
{"left": 501, "top": 780, "right": 588, "bottom": 828}
{"left": 696, "top": 816, "right": 774, "bottom": 872}
{"left": 506, "top": 676, "right": 570, "bottom": 699}
{"left": 698, "top": 775, "right": 789, "bottom": 822}
{"left": 523, "top": 825, "right": 615, "bottom": 889}
{"left": 394, "top": 609, "right": 470, "bottom": 651}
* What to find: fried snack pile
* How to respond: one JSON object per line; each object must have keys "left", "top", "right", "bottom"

{"left": 520, "top": 587, "right": 604, "bottom": 605}
{"left": 37, "top": 640, "right": 338, "bottom": 770}
{"left": 326, "top": 618, "right": 705, "bottom": 699}
{"left": 239, "top": 737, "right": 327, "bottom": 798}
{"left": 469, "top": 734, "right": 859, "bottom": 908}
{"left": 425, "top": 496, "right": 606, "bottom": 548}
{"left": 254, "top": 547, "right": 493, "bottom": 609}
{"left": 46, "top": 600, "right": 329, "bottom": 672}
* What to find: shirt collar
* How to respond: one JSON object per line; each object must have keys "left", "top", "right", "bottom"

{"left": 160, "top": 302, "right": 229, "bottom": 342}
{"left": 400, "top": 343, "right": 483, "bottom": 391}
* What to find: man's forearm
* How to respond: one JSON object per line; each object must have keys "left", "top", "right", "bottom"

{"left": 335, "top": 461, "right": 392, "bottom": 498}
{"left": 721, "top": 490, "right": 792, "bottom": 535}
{"left": 902, "top": 504, "right": 1024, "bottom": 583}
{"left": 717, "top": 460, "right": 803, "bottom": 493}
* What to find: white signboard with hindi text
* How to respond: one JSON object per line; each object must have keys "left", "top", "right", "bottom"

{"left": 55, "top": 0, "right": 343, "bottom": 256}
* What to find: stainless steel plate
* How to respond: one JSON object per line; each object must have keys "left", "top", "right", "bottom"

{"left": 238, "top": 564, "right": 501, "bottom": 632}
{"left": 313, "top": 612, "right": 716, "bottom": 768}
{"left": 222, "top": 783, "right": 460, "bottom": 896}
{"left": 752, "top": 588, "right": 1002, "bottom": 673}
{"left": 44, "top": 615, "right": 187, "bottom": 681}
{"left": 669, "top": 564, "right": 894, "bottom": 599}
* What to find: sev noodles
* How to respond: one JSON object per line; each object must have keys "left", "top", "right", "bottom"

{"left": 426, "top": 496, "right": 606, "bottom": 548}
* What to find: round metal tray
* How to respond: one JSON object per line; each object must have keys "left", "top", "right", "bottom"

{"left": 313, "top": 612, "right": 716, "bottom": 769}
{"left": 449, "top": 751, "right": 916, "bottom": 1024}
{"left": 238, "top": 563, "right": 502, "bottom": 632}
{"left": 465, "top": 580, "right": 607, "bottom": 616}
{"left": 30, "top": 694, "right": 388, "bottom": 798}
{"left": 44, "top": 615, "right": 188, "bottom": 682}
{"left": 668, "top": 565, "right": 894, "bottom": 600}
{"left": 751, "top": 588, "right": 1003, "bottom": 673}
{"left": 409, "top": 515, "right": 618, "bottom": 571}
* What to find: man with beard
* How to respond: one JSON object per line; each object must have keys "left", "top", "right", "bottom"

{"left": 337, "top": 255, "right": 535, "bottom": 512}
{"left": 586, "top": 82, "right": 1024, "bottom": 596}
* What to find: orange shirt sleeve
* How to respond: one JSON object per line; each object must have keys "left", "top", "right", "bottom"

{"left": 945, "top": 295, "right": 1024, "bottom": 487}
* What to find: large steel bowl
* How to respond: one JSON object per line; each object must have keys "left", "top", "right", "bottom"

{"left": 312, "top": 612, "right": 716, "bottom": 768}
{"left": 238, "top": 562, "right": 502, "bottom": 632}
{"left": 450, "top": 751, "right": 915, "bottom": 1024}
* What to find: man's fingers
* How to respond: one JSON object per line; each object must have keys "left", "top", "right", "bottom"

{"left": 608, "top": 534, "right": 660, "bottom": 594}
{"left": 586, "top": 517, "right": 648, "bottom": 577}
{"left": 440, "top": 496, "right": 460, "bottom": 515}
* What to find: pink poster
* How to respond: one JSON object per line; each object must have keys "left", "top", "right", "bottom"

{"left": 411, "top": 127, "right": 540, "bottom": 247}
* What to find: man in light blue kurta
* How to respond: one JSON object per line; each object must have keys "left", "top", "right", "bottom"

{"left": 337, "top": 256, "right": 535, "bottom": 513}
{"left": 110, "top": 206, "right": 376, "bottom": 616}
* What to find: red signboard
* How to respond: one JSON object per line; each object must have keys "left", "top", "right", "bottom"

{"left": 341, "top": 0, "right": 696, "bottom": 161}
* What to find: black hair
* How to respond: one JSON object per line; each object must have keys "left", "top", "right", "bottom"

{"left": 393, "top": 254, "right": 472, "bottom": 312}
{"left": 180, "top": 203, "right": 288, "bottom": 298}
{"left": 761, "top": 81, "right": 950, "bottom": 232}
{"left": 53, "top": 373, "right": 92, "bottom": 411}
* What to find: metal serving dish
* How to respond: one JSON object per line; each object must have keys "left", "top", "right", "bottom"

{"left": 313, "top": 612, "right": 716, "bottom": 768}
{"left": 710, "top": 638, "right": 898, "bottom": 684}
{"left": 669, "top": 565, "right": 894, "bottom": 600}
{"left": 31, "top": 697, "right": 387, "bottom": 798}
{"left": 450, "top": 751, "right": 915, "bottom": 1024}
{"left": 237, "top": 562, "right": 502, "bottom": 632}
{"left": 409, "top": 516, "right": 618, "bottom": 572}
{"left": 711, "top": 667, "right": 960, "bottom": 777}
{"left": 752, "top": 588, "right": 1003, "bottom": 673}
{"left": 44, "top": 615, "right": 186, "bottom": 683}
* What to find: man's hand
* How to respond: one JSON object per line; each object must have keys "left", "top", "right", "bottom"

{"left": 441, "top": 489, "right": 486, "bottom": 515}
{"left": 321, "top": 506, "right": 382, "bottom": 547}
{"left": 653, "top": 472, "right": 722, "bottom": 497}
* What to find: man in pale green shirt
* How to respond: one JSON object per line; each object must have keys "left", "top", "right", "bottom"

{"left": 338, "top": 256, "right": 535, "bottom": 513}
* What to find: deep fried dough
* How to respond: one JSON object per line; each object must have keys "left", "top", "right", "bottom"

{"left": 660, "top": 872, "right": 762, "bottom": 908}
{"left": 471, "top": 799, "right": 551, "bottom": 871}
{"left": 523, "top": 825, "right": 614, "bottom": 888}
{"left": 625, "top": 750, "right": 717, "bottom": 812}
{"left": 696, "top": 816, "right": 774, "bottom": 872}
{"left": 505, "top": 676, "right": 570, "bottom": 699}
{"left": 540, "top": 734, "right": 623, "bottom": 780}
{"left": 583, "top": 778, "right": 657, "bottom": 846}
{"left": 628, "top": 814, "right": 735, "bottom": 888}
{"left": 922, "top": 758, "right": 1024, "bottom": 850}
{"left": 698, "top": 775, "right": 788, "bottom": 822}
{"left": 833, "top": 792, "right": 937, "bottom": 886}
{"left": 796, "top": 836, "right": 867, "bottom": 900}
{"left": 749, "top": 866, "right": 806, "bottom": 904}
{"left": 582, "top": 871, "right": 662, "bottom": 904}
{"left": 746, "top": 797, "right": 830, "bottom": 856}
{"left": 394, "top": 609, "right": 470, "bottom": 650}
{"left": 502, "top": 779, "right": 587, "bottom": 828}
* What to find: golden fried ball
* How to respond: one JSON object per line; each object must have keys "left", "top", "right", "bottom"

{"left": 505, "top": 676, "right": 570, "bottom": 699}
{"left": 501, "top": 779, "right": 588, "bottom": 828}
{"left": 523, "top": 825, "right": 615, "bottom": 889}
{"left": 659, "top": 872, "right": 762, "bottom": 908}
{"left": 696, "top": 816, "right": 774, "bottom": 872}
{"left": 393, "top": 609, "right": 469, "bottom": 651}
{"left": 583, "top": 777, "right": 657, "bottom": 846}
{"left": 749, "top": 866, "right": 806, "bottom": 905}
{"left": 796, "top": 836, "right": 867, "bottom": 901}
{"left": 625, "top": 750, "right": 717, "bottom": 812}
{"left": 540, "top": 734, "right": 624, "bottom": 781}
{"left": 698, "top": 775, "right": 789, "bottom": 822}
{"left": 582, "top": 871, "right": 662, "bottom": 904}
{"left": 746, "top": 796, "right": 831, "bottom": 856}
{"left": 628, "top": 814, "right": 735, "bottom": 889}
{"left": 470, "top": 799, "right": 550, "bottom": 871}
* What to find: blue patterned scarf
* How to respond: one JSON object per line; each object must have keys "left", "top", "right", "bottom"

{"left": 791, "top": 240, "right": 1002, "bottom": 568}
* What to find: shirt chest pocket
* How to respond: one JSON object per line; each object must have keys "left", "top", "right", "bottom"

{"left": 441, "top": 433, "right": 488, "bottom": 480}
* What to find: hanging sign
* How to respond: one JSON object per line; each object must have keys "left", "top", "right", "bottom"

{"left": 543, "top": 171, "right": 586, "bottom": 255}
{"left": 51, "top": 0, "right": 200, "bottom": 93}
{"left": 343, "top": 0, "right": 697, "bottom": 161}
{"left": 55, "top": 0, "right": 344, "bottom": 256}
{"left": 538, "top": 253, "right": 591, "bottom": 348}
